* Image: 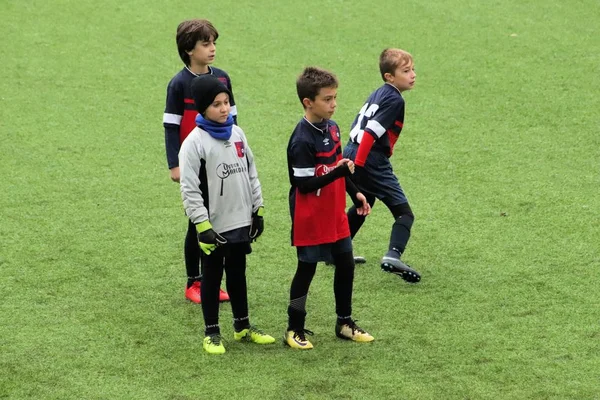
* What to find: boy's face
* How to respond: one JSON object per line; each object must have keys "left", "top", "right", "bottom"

{"left": 187, "top": 36, "right": 216, "bottom": 66}
{"left": 386, "top": 61, "right": 416, "bottom": 92}
{"left": 304, "top": 86, "right": 337, "bottom": 120}
{"left": 204, "top": 92, "right": 231, "bottom": 124}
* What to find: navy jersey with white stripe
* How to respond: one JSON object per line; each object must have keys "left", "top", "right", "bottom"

{"left": 348, "top": 83, "right": 405, "bottom": 157}
{"left": 163, "top": 66, "right": 237, "bottom": 169}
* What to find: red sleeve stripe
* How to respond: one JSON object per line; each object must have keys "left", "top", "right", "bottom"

{"left": 355, "top": 133, "right": 375, "bottom": 167}
{"left": 184, "top": 98, "right": 195, "bottom": 104}
{"left": 394, "top": 120, "right": 404, "bottom": 128}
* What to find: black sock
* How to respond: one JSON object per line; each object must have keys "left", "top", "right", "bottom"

{"left": 201, "top": 248, "right": 224, "bottom": 335}
{"left": 287, "top": 261, "right": 317, "bottom": 330}
{"left": 224, "top": 245, "right": 250, "bottom": 331}
{"left": 389, "top": 217, "right": 414, "bottom": 254}
{"left": 205, "top": 323, "right": 220, "bottom": 336}
{"left": 333, "top": 251, "right": 354, "bottom": 320}
{"left": 385, "top": 248, "right": 402, "bottom": 258}
{"left": 233, "top": 317, "right": 250, "bottom": 332}
{"left": 187, "top": 275, "right": 202, "bottom": 288}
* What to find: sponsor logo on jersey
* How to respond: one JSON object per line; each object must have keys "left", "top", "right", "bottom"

{"left": 216, "top": 162, "right": 247, "bottom": 196}
{"left": 235, "top": 141, "right": 245, "bottom": 158}
{"left": 315, "top": 164, "right": 332, "bottom": 177}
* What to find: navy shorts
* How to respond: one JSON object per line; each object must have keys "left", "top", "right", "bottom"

{"left": 297, "top": 236, "right": 352, "bottom": 264}
{"left": 343, "top": 143, "right": 408, "bottom": 207}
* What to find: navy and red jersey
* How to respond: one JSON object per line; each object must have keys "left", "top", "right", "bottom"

{"left": 348, "top": 83, "right": 405, "bottom": 158}
{"left": 287, "top": 118, "right": 350, "bottom": 246}
{"left": 163, "top": 66, "right": 237, "bottom": 169}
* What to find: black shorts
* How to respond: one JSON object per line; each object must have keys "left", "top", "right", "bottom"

{"left": 296, "top": 236, "right": 352, "bottom": 264}
{"left": 343, "top": 143, "right": 408, "bottom": 207}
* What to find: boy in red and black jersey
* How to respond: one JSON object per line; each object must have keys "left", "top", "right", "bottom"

{"left": 287, "top": 119, "right": 350, "bottom": 246}
{"left": 163, "top": 19, "right": 235, "bottom": 304}
{"left": 284, "top": 67, "right": 374, "bottom": 349}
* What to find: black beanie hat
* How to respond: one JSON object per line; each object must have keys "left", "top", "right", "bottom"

{"left": 190, "top": 74, "right": 232, "bottom": 115}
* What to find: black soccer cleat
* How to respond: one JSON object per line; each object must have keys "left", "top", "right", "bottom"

{"left": 381, "top": 256, "right": 421, "bottom": 283}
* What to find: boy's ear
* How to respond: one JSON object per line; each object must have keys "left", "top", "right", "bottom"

{"left": 383, "top": 72, "right": 394, "bottom": 82}
{"left": 302, "top": 97, "right": 312, "bottom": 109}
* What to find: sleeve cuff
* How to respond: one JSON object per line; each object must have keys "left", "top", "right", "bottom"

{"left": 196, "top": 220, "right": 212, "bottom": 233}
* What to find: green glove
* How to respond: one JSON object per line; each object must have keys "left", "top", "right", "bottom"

{"left": 196, "top": 220, "right": 227, "bottom": 255}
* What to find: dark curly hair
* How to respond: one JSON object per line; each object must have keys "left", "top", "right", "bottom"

{"left": 176, "top": 19, "right": 219, "bottom": 65}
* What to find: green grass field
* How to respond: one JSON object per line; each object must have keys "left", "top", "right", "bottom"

{"left": 1, "top": 0, "right": 599, "bottom": 399}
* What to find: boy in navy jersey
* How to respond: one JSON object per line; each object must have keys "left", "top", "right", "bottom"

{"left": 343, "top": 48, "right": 421, "bottom": 283}
{"left": 163, "top": 19, "right": 236, "bottom": 304}
{"left": 285, "top": 67, "right": 374, "bottom": 349}
{"left": 179, "top": 74, "right": 275, "bottom": 354}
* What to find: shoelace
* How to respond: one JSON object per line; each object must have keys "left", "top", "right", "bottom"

{"left": 208, "top": 334, "right": 224, "bottom": 346}
{"left": 248, "top": 326, "right": 266, "bottom": 336}
{"left": 347, "top": 320, "right": 367, "bottom": 335}
{"left": 294, "top": 329, "right": 314, "bottom": 342}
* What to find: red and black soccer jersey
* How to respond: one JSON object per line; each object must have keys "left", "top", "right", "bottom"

{"left": 287, "top": 118, "right": 350, "bottom": 246}
{"left": 163, "top": 66, "right": 237, "bottom": 169}
{"left": 348, "top": 83, "right": 405, "bottom": 159}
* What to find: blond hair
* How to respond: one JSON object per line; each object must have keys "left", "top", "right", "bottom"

{"left": 379, "top": 48, "right": 413, "bottom": 81}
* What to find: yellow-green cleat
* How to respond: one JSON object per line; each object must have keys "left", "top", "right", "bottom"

{"left": 203, "top": 334, "right": 226, "bottom": 354}
{"left": 284, "top": 329, "right": 314, "bottom": 350}
{"left": 335, "top": 320, "right": 374, "bottom": 343}
{"left": 234, "top": 326, "right": 276, "bottom": 345}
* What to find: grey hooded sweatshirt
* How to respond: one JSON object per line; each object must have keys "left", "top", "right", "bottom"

{"left": 179, "top": 125, "right": 263, "bottom": 234}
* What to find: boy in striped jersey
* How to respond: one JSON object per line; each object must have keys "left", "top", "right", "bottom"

{"left": 344, "top": 48, "right": 421, "bottom": 284}
{"left": 163, "top": 19, "right": 235, "bottom": 303}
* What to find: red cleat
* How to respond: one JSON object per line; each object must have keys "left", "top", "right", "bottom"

{"left": 185, "top": 281, "right": 201, "bottom": 304}
{"left": 219, "top": 289, "right": 230, "bottom": 302}
{"left": 185, "top": 281, "right": 229, "bottom": 303}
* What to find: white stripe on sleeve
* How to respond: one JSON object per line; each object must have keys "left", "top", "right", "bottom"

{"left": 163, "top": 113, "right": 182, "bottom": 125}
{"left": 230, "top": 105, "right": 238, "bottom": 116}
{"left": 365, "top": 119, "right": 386, "bottom": 137}
{"left": 293, "top": 167, "right": 315, "bottom": 177}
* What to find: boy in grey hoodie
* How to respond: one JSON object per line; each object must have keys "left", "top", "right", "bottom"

{"left": 179, "top": 74, "right": 275, "bottom": 354}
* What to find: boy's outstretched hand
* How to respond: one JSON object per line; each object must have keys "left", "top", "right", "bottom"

{"left": 355, "top": 192, "right": 371, "bottom": 216}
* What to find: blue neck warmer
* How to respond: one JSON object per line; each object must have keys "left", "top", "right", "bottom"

{"left": 195, "top": 114, "right": 234, "bottom": 140}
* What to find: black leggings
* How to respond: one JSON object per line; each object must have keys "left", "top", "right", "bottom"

{"left": 201, "top": 243, "right": 250, "bottom": 335}
{"left": 184, "top": 220, "right": 201, "bottom": 280}
{"left": 287, "top": 251, "right": 355, "bottom": 330}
